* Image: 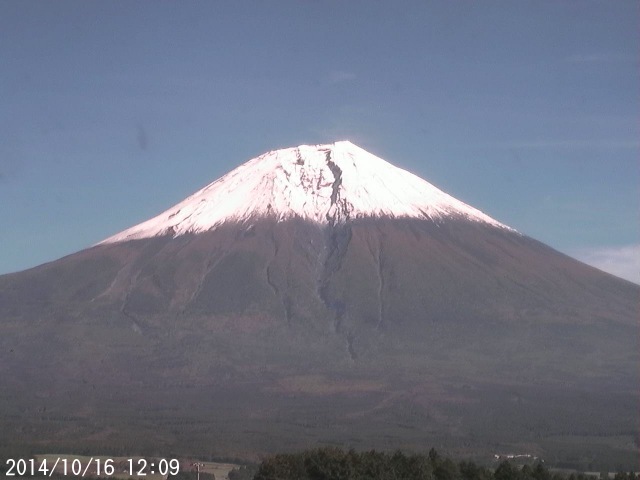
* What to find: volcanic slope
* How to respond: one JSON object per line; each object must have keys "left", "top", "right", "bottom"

{"left": 0, "top": 141, "right": 637, "bottom": 469}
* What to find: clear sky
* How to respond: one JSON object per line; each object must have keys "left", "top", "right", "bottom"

{"left": 1, "top": 1, "right": 638, "bottom": 283}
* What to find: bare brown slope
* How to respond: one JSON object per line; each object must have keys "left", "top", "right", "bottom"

{"left": 0, "top": 218, "right": 637, "bottom": 467}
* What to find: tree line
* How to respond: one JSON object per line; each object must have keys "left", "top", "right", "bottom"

{"left": 235, "top": 447, "right": 639, "bottom": 480}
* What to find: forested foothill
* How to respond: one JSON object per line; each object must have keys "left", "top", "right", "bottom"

{"left": 247, "top": 448, "right": 639, "bottom": 480}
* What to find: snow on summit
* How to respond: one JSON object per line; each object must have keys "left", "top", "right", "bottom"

{"left": 100, "top": 141, "right": 512, "bottom": 244}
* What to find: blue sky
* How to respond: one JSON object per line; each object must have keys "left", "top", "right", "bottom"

{"left": 1, "top": 1, "right": 638, "bottom": 283}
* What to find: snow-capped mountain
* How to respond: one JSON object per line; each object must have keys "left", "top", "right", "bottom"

{"left": 0, "top": 141, "right": 637, "bottom": 467}
{"left": 100, "top": 141, "right": 511, "bottom": 244}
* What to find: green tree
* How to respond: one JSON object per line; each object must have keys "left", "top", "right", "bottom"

{"left": 434, "top": 458, "right": 460, "bottom": 480}
{"left": 532, "top": 463, "right": 551, "bottom": 480}
{"left": 494, "top": 461, "right": 519, "bottom": 480}
{"left": 253, "top": 453, "right": 307, "bottom": 480}
{"left": 304, "top": 447, "right": 353, "bottom": 480}
{"left": 460, "top": 461, "right": 492, "bottom": 480}
{"left": 521, "top": 465, "right": 535, "bottom": 480}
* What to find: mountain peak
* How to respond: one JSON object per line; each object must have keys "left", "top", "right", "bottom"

{"left": 99, "top": 141, "right": 513, "bottom": 244}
